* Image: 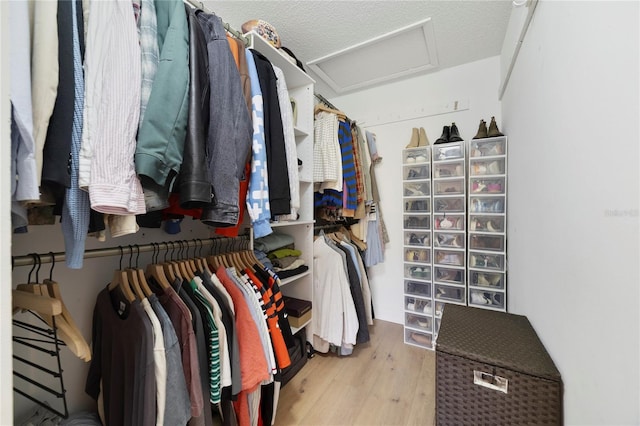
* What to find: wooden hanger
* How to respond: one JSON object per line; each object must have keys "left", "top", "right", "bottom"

{"left": 177, "top": 241, "right": 195, "bottom": 281}
{"left": 160, "top": 242, "right": 178, "bottom": 282}
{"left": 207, "top": 238, "right": 221, "bottom": 270}
{"left": 15, "top": 255, "right": 91, "bottom": 361}
{"left": 108, "top": 247, "right": 136, "bottom": 303}
{"left": 124, "top": 246, "right": 145, "bottom": 300}
{"left": 132, "top": 245, "right": 153, "bottom": 297}
{"left": 314, "top": 103, "right": 346, "bottom": 119}
{"left": 165, "top": 241, "right": 185, "bottom": 281}
{"left": 12, "top": 290, "right": 61, "bottom": 317}
{"left": 147, "top": 243, "right": 171, "bottom": 290}
{"left": 196, "top": 239, "right": 212, "bottom": 275}
{"left": 41, "top": 252, "right": 92, "bottom": 361}
{"left": 184, "top": 240, "right": 199, "bottom": 275}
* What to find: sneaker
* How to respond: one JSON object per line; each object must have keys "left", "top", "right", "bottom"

{"left": 487, "top": 182, "right": 502, "bottom": 193}
{"left": 488, "top": 161, "right": 502, "bottom": 174}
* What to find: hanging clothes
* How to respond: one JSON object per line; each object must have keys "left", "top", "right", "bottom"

{"left": 312, "top": 235, "right": 359, "bottom": 354}
{"left": 9, "top": 0, "right": 41, "bottom": 207}
{"left": 135, "top": 0, "right": 189, "bottom": 212}
{"left": 80, "top": 0, "right": 145, "bottom": 216}
{"left": 245, "top": 49, "right": 273, "bottom": 238}
{"left": 61, "top": 0, "right": 90, "bottom": 269}
{"left": 250, "top": 49, "right": 291, "bottom": 217}
{"left": 197, "top": 13, "right": 252, "bottom": 227}
{"left": 272, "top": 66, "right": 300, "bottom": 222}
{"left": 30, "top": 0, "right": 59, "bottom": 187}
{"left": 85, "top": 287, "right": 156, "bottom": 426}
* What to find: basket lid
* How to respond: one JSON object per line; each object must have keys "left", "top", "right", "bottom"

{"left": 436, "top": 305, "right": 561, "bottom": 381}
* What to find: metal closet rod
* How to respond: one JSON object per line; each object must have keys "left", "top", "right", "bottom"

{"left": 314, "top": 93, "right": 340, "bottom": 111}
{"left": 182, "top": 0, "right": 249, "bottom": 46}
{"left": 12, "top": 236, "right": 250, "bottom": 268}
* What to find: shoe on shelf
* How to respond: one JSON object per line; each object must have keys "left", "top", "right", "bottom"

{"left": 487, "top": 116, "right": 504, "bottom": 137}
{"left": 449, "top": 122, "right": 464, "bottom": 142}
{"left": 476, "top": 273, "right": 491, "bottom": 286}
{"left": 418, "top": 127, "right": 430, "bottom": 146}
{"left": 434, "top": 126, "right": 450, "bottom": 144}
{"left": 488, "top": 161, "right": 502, "bottom": 174}
{"left": 410, "top": 332, "right": 431, "bottom": 345}
{"left": 487, "top": 220, "right": 499, "bottom": 232}
{"left": 492, "top": 292, "right": 503, "bottom": 305}
{"left": 472, "top": 181, "right": 487, "bottom": 193}
{"left": 473, "top": 119, "right": 488, "bottom": 139}
{"left": 406, "top": 128, "right": 419, "bottom": 148}
{"left": 409, "top": 234, "right": 421, "bottom": 245}
{"left": 487, "top": 182, "right": 502, "bottom": 193}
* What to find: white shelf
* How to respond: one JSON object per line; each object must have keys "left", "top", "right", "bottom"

{"left": 269, "top": 220, "right": 315, "bottom": 228}
{"left": 279, "top": 270, "right": 311, "bottom": 287}
{"left": 290, "top": 318, "right": 312, "bottom": 335}
{"left": 248, "top": 31, "right": 315, "bottom": 89}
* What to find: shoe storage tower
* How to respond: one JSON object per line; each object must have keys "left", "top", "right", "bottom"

{"left": 402, "top": 136, "right": 508, "bottom": 350}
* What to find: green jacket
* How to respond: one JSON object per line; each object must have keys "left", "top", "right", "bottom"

{"left": 135, "top": 0, "right": 189, "bottom": 187}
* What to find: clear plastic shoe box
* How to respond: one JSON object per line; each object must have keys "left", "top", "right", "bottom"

{"left": 469, "top": 136, "right": 506, "bottom": 158}
{"left": 469, "top": 215, "right": 505, "bottom": 233}
{"left": 433, "top": 232, "right": 465, "bottom": 249}
{"left": 405, "top": 312, "right": 433, "bottom": 332}
{"left": 434, "top": 249, "right": 465, "bottom": 267}
{"left": 469, "top": 251, "right": 505, "bottom": 271}
{"left": 434, "top": 283, "right": 466, "bottom": 304}
{"left": 404, "top": 231, "right": 431, "bottom": 247}
{"left": 404, "top": 248, "right": 431, "bottom": 263}
{"left": 469, "top": 288, "right": 505, "bottom": 310}
{"left": 404, "top": 280, "right": 432, "bottom": 298}
{"left": 469, "top": 196, "right": 505, "bottom": 214}
{"left": 405, "top": 328, "right": 433, "bottom": 349}
{"left": 434, "top": 214, "right": 465, "bottom": 231}
{"left": 433, "top": 141, "right": 464, "bottom": 161}
{"left": 405, "top": 296, "right": 433, "bottom": 315}
{"left": 403, "top": 214, "right": 431, "bottom": 230}
{"left": 403, "top": 147, "right": 430, "bottom": 164}
{"left": 469, "top": 270, "right": 506, "bottom": 290}
{"left": 403, "top": 164, "right": 430, "bottom": 180}
{"left": 434, "top": 160, "right": 465, "bottom": 178}
{"left": 469, "top": 158, "right": 506, "bottom": 176}
{"left": 404, "top": 264, "right": 432, "bottom": 281}
{"left": 434, "top": 178, "right": 465, "bottom": 196}
{"left": 469, "top": 176, "right": 505, "bottom": 194}
{"left": 469, "top": 234, "right": 505, "bottom": 252}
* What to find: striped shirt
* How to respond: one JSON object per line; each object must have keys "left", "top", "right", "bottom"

{"left": 80, "top": 0, "right": 145, "bottom": 214}
{"left": 189, "top": 278, "right": 221, "bottom": 404}
{"left": 338, "top": 120, "right": 357, "bottom": 215}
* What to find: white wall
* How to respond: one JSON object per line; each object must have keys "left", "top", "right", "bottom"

{"left": 332, "top": 56, "right": 502, "bottom": 324}
{"left": 502, "top": 2, "right": 639, "bottom": 425}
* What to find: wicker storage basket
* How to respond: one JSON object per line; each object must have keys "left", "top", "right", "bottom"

{"left": 436, "top": 304, "right": 562, "bottom": 425}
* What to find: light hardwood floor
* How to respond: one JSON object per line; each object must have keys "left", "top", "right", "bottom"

{"left": 274, "top": 320, "right": 436, "bottom": 425}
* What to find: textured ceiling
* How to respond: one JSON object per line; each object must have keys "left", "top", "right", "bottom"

{"left": 206, "top": 1, "right": 513, "bottom": 97}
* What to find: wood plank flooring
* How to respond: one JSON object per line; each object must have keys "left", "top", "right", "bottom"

{"left": 274, "top": 320, "right": 436, "bottom": 425}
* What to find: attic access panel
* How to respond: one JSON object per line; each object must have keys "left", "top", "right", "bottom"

{"left": 307, "top": 18, "right": 439, "bottom": 94}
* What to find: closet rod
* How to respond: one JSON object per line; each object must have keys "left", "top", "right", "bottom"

{"left": 314, "top": 93, "right": 340, "bottom": 111}
{"left": 12, "top": 235, "right": 251, "bottom": 268}
{"left": 183, "top": 0, "right": 249, "bottom": 46}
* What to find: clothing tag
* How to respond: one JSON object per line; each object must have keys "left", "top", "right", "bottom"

{"left": 118, "top": 301, "right": 126, "bottom": 316}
